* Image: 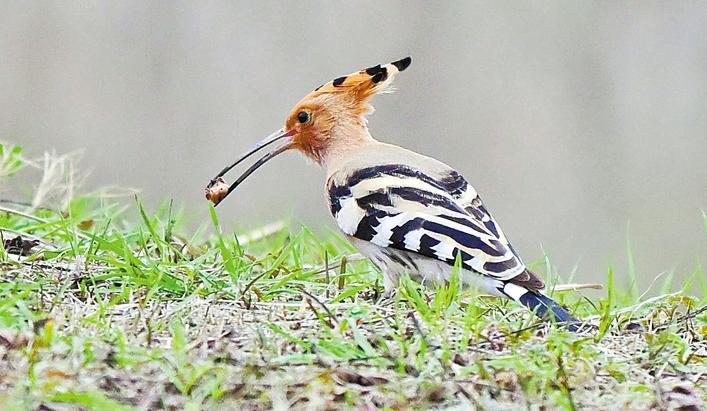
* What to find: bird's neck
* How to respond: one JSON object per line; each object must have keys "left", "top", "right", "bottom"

{"left": 322, "top": 124, "right": 379, "bottom": 173}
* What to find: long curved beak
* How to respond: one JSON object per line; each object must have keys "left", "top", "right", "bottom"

{"left": 206, "top": 128, "right": 296, "bottom": 206}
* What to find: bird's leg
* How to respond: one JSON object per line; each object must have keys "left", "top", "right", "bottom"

{"left": 375, "top": 288, "right": 397, "bottom": 306}
{"left": 381, "top": 287, "right": 397, "bottom": 300}
{"left": 376, "top": 272, "right": 399, "bottom": 305}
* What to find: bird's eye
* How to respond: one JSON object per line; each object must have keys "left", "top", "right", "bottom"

{"left": 297, "top": 111, "right": 310, "bottom": 123}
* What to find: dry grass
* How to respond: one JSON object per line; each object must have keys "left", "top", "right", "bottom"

{"left": 1, "top": 258, "right": 705, "bottom": 410}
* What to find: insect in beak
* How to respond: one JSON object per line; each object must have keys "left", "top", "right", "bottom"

{"left": 205, "top": 128, "right": 297, "bottom": 206}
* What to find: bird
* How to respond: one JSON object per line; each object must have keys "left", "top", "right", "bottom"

{"left": 206, "top": 57, "right": 582, "bottom": 331}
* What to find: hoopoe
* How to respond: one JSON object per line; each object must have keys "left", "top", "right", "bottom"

{"left": 207, "top": 57, "right": 582, "bottom": 331}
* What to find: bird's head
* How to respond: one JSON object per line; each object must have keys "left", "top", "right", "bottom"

{"left": 285, "top": 56, "right": 411, "bottom": 163}
{"left": 206, "top": 57, "right": 411, "bottom": 206}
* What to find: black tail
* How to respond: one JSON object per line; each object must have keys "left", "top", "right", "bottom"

{"left": 502, "top": 283, "right": 582, "bottom": 332}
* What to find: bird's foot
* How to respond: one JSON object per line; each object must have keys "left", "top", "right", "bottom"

{"left": 375, "top": 288, "right": 397, "bottom": 306}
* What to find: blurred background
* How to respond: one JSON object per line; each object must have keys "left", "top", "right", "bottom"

{"left": 2, "top": 2, "right": 706, "bottom": 286}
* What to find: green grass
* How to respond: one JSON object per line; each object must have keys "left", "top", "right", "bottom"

{"left": 0, "top": 144, "right": 705, "bottom": 410}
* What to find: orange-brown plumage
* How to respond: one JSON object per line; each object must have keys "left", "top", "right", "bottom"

{"left": 284, "top": 57, "right": 412, "bottom": 164}
{"left": 204, "top": 57, "right": 412, "bottom": 204}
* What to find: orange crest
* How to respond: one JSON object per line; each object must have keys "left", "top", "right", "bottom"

{"left": 285, "top": 57, "right": 412, "bottom": 162}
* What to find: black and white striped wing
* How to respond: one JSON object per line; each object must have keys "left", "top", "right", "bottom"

{"left": 327, "top": 164, "right": 527, "bottom": 281}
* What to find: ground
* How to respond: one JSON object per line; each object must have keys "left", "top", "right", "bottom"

{"left": 0, "top": 146, "right": 705, "bottom": 410}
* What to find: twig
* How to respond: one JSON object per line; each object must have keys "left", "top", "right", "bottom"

{"left": 325, "top": 251, "right": 330, "bottom": 299}
{"left": 637, "top": 271, "right": 667, "bottom": 302}
{"left": 0, "top": 205, "right": 44, "bottom": 223}
{"left": 297, "top": 286, "right": 338, "bottom": 325}
{"left": 455, "top": 383, "right": 485, "bottom": 410}
{"left": 304, "top": 297, "right": 334, "bottom": 329}
{"left": 0, "top": 205, "right": 91, "bottom": 240}
{"left": 309, "top": 253, "right": 365, "bottom": 275}
{"left": 653, "top": 304, "right": 707, "bottom": 332}
{"left": 676, "top": 304, "right": 707, "bottom": 322}
{"left": 0, "top": 199, "right": 34, "bottom": 207}
{"left": 556, "top": 354, "right": 577, "bottom": 411}
{"left": 407, "top": 311, "right": 429, "bottom": 346}
{"left": 551, "top": 283, "right": 603, "bottom": 292}
{"left": 583, "top": 291, "right": 682, "bottom": 321}
{"left": 241, "top": 270, "right": 270, "bottom": 297}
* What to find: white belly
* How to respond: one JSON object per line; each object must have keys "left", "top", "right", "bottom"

{"left": 347, "top": 236, "right": 505, "bottom": 297}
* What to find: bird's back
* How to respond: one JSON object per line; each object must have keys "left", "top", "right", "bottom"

{"left": 326, "top": 142, "right": 454, "bottom": 183}
{"left": 326, "top": 141, "right": 545, "bottom": 292}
